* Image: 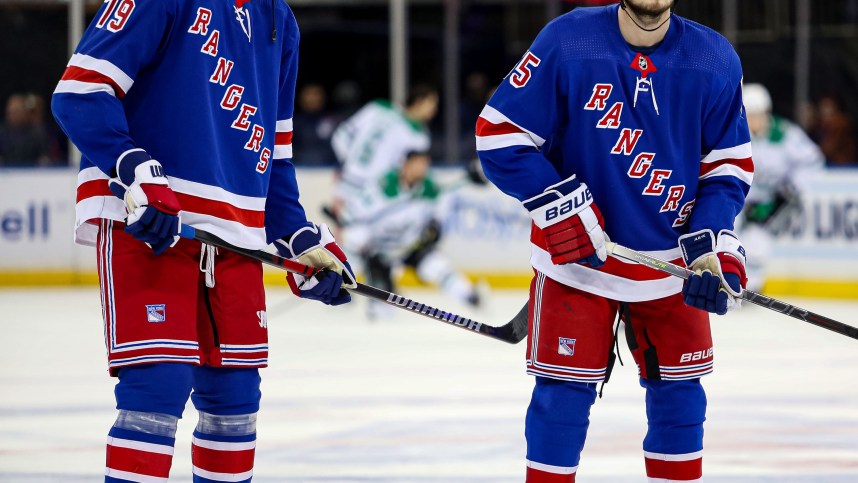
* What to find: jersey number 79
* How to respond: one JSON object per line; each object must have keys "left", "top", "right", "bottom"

{"left": 96, "top": 0, "right": 136, "bottom": 33}
{"left": 509, "top": 51, "right": 542, "bottom": 88}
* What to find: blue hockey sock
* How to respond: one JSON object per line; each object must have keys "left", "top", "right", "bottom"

{"left": 641, "top": 377, "right": 706, "bottom": 453}
{"left": 191, "top": 366, "right": 261, "bottom": 415}
{"left": 641, "top": 378, "right": 706, "bottom": 480}
{"left": 525, "top": 377, "right": 597, "bottom": 470}
{"left": 114, "top": 363, "right": 193, "bottom": 418}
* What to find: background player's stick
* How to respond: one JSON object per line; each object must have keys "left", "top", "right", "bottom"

{"left": 179, "top": 225, "right": 529, "bottom": 344}
{"left": 606, "top": 242, "right": 858, "bottom": 341}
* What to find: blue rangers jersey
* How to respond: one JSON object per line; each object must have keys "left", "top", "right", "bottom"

{"left": 477, "top": 5, "right": 754, "bottom": 301}
{"left": 53, "top": 0, "right": 307, "bottom": 250}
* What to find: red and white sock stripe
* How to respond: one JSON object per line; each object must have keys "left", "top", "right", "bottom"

{"left": 105, "top": 435, "right": 174, "bottom": 482}
{"left": 525, "top": 460, "right": 577, "bottom": 483}
{"left": 644, "top": 450, "right": 703, "bottom": 482}
{"left": 192, "top": 436, "right": 256, "bottom": 482}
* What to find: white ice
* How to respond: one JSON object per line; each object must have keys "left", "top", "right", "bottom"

{"left": 1, "top": 287, "right": 857, "bottom": 482}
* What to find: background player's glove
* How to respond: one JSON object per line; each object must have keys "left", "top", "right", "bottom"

{"left": 523, "top": 175, "right": 608, "bottom": 268}
{"left": 466, "top": 158, "right": 489, "bottom": 185}
{"left": 275, "top": 223, "right": 357, "bottom": 306}
{"left": 107, "top": 150, "right": 180, "bottom": 255}
{"left": 679, "top": 229, "right": 748, "bottom": 315}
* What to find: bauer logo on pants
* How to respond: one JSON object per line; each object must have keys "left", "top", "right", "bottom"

{"left": 558, "top": 337, "right": 576, "bottom": 356}
{"left": 146, "top": 304, "right": 167, "bottom": 323}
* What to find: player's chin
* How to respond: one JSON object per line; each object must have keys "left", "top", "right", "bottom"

{"left": 625, "top": 0, "right": 674, "bottom": 17}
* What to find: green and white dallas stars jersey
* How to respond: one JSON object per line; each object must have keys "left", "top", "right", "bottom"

{"left": 746, "top": 116, "right": 824, "bottom": 208}
{"left": 342, "top": 170, "right": 441, "bottom": 259}
{"left": 332, "top": 100, "right": 431, "bottom": 190}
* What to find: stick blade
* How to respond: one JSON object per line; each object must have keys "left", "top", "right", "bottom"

{"left": 494, "top": 302, "right": 529, "bottom": 344}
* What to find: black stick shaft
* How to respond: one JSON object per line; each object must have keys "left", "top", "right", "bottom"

{"left": 179, "top": 225, "right": 525, "bottom": 344}
{"left": 607, "top": 243, "right": 858, "bottom": 341}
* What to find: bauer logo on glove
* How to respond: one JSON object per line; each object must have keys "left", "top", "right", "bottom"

{"left": 544, "top": 187, "right": 593, "bottom": 222}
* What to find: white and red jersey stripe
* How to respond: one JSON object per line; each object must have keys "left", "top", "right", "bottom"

{"left": 54, "top": 53, "right": 134, "bottom": 98}
{"left": 273, "top": 118, "right": 293, "bottom": 160}
{"left": 75, "top": 167, "right": 268, "bottom": 249}
{"left": 476, "top": 105, "right": 546, "bottom": 152}
{"left": 531, "top": 225, "right": 684, "bottom": 301}
{"left": 699, "top": 142, "right": 754, "bottom": 186}
{"left": 644, "top": 450, "right": 703, "bottom": 482}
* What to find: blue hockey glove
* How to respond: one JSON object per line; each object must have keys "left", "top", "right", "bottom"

{"left": 523, "top": 175, "right": 608, "bottom": 268}
{"left": 107, "top": 149, "right": 180, "bottom": 255}
{"left": 679, "top": 229, "right": 748, "bottom": 315}
{"left": 275, "top": 223, "right": 356, "bottom": 306}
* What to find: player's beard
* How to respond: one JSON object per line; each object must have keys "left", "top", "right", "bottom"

{"left": 623, "top": 0, "right": 675, "bottom": 22}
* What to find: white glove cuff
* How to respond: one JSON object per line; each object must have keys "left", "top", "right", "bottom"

{"left": 132, "top": 160, "right": 169, "bottom": 186}
{"left": 716, "top": 229, "right": 746, "bottom": 266}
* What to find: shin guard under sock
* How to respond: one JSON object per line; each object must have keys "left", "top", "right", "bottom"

{"left": 191, "top": 412, "right": 257, "bottom": 482}
{"left": 105, "top": 410, "right": 178, "bottom": 482}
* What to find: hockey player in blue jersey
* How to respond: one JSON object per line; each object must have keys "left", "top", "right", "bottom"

{"left": 476, "top": 0, "right": 753, "bottom": 480}
{"left": 52, "top": 0, "right": 355, "bottom": 481}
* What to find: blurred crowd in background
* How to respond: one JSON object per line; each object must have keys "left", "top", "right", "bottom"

{"left": 1, "top": 0, "right": 857, "bottom": 168}
{"left": 0, "top": 92, "right": 68, "bottom": 166}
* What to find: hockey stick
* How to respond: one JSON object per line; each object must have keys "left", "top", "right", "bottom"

{"left": 606, "top": 242, "right": 858, "bottom": 341}
{"left": 178, "top": 225, "right": 529, "bottom": 344}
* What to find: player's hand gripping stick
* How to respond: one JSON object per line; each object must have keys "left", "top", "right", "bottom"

{"left": 274, "top": 223, "right": 356, "bottom": 306}
{"left": 107, "top": 150, "right": 181, "bottom": 255}
{"left": 523, "top": 175, "right": 608, "bottom": 268}
{"left": 678, "top": 229, "right": 747, "bottom": 315}
{"left": 606, "top": 242, "right": 858, "bottom": 341}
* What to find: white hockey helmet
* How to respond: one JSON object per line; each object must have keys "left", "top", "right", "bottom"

{"left": 743, "top": 83, "right": 772, "bottom": 115}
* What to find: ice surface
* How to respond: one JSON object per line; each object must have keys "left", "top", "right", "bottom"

{"left": 1, "top": 287, "right": 856, "bottom": 482}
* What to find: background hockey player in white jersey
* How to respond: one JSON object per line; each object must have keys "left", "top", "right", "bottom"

{"left": 739, "top": 83, "right": 825, "bottom": 292}
{"left": 328, "top": 84, "right": 439, "bottom": 222}
{"left": 51, "top": 1, "right": 354, "bottom": 481}
{"left": 476, "top": 0, "right": 754, "bottom": 481}
{"left": 341, "top": 151, "right": 482, "bottom": 319}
